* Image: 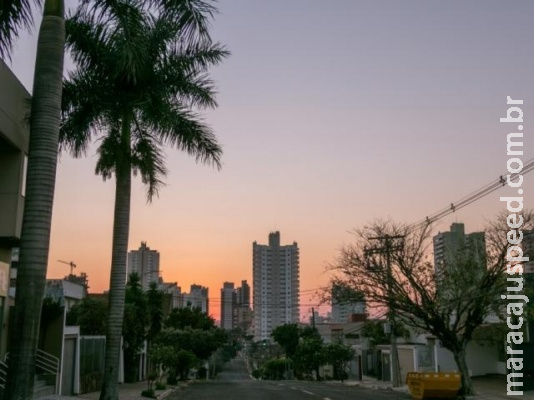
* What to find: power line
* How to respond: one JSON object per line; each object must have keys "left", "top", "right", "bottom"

{"left": 409, "top": 156, "right": 534, "bottom": 230}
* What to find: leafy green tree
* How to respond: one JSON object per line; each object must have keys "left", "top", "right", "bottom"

{"left": 294, "top": 336, "right": 325, "bottom": 379}
{"left": 147, "top": 282, "right": 164, "bottom": 341}
{"left": 175, "top": 350, "right": 198, "bottom": 380}
{"left": 4, "top": 1, "right": 65, "bottom": 397}
{"left": 262, "top": 358, "right": 286, "bottom": 380}
{"left": 154, "top": 326, "right": 227, "bottom": 380}
{"left": 324, "top": 343, "right": 355, "bottom": 382}
{"left": 60, "top": 1, "right": 228, "bottom": 398}
{"left": 165, "top": 306, "right": 216, "bottom": 330}
{"left": 123, "top": 273, "right": 149, "bottom": 382}
{"left": 271, "top": 323, "right": 300, "bottom": 359}
{"left": 66, "top": 296, "right": 108, "bottom": 335}
{"left": 149, "top": 344, "right": 175, "bottom": 381}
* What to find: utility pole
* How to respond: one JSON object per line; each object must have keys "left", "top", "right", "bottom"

{"left": 364, "top": 234, "right": 404, "bottom": 388}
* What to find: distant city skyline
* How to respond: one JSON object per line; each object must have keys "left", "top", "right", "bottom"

{"left": 6, "top": 0, "right": 533, "bottom": 322}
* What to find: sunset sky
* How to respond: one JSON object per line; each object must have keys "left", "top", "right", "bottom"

{"left": 7, "top": 0, "right": 534, "bottom": 321}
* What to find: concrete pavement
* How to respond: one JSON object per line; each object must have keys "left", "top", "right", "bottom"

{"left": 38, "top": 358, "right": 533, "bottom": 400}
{"left": 326, "top": 375, "right": 534, "bottom": 400}
{"left": 37, "top": 381, "right": 184, "bottom": 400}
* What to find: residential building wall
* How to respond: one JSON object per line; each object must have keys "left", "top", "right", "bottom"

{"left": 253, "top": 231, "right": 300, "bottom": 341}
{"left": 435, "top": 340, "right": 500, "bottom": 376}
{"left": 0, "top": 60, "right": 30, "bottom": 358}
{"left": 433, "top": 223, "right": 486, "bottom": 274}
{"left": 127, "top": 242, "right": 160, "bottom": 291}
{"left": 159, "top": 281, "right": 181, "bottom": 311}
{"left": 182, "top": 284, "right": 209, "bottom": 315}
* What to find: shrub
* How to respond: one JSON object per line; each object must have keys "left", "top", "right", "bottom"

{"left": 155, "top": 382, "right": 166, "bottom": 390}
{"left": 141, "top": 389, "right": 155, "bottom": 398}
{"left": 166, "top": 375, "right": 178, "bottom": 385}
{"left": 197, "top": 366, "right": 207, "bottom": 379}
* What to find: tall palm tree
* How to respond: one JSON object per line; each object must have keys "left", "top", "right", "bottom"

{"left": 4, "top": 0, "right": 65, "bottom": 399}
{"left": 60, "top": 1, "right": 228, "bottom": 398}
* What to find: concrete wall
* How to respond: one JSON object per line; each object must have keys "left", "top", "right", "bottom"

{"left": 436, "top": 340, "right": 500, "bottom": 376}
{"left": 0, "top": 60, "right": 29, "bottom": 241}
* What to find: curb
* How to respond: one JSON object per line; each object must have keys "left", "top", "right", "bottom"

{"left": 155, "top": 382, "right": 190, "bottom": 400}
{"left": 156, "top": 388, "right": 175, "bottom": 400}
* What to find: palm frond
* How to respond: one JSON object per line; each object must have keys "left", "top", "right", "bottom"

{"left": 60, "top": 69, "right": 114, "bottom": 157}
{"left": 131, "top": 126, "right": 167, "bottom": 201}
{"left": 76, "top": 0, "right": 149, "bottom": 85}
{"left": 169, "top": 41, "right": 229, "bottom": 73}
{"left": 153, "top": 0, "right": 217, "bottom": 46}
{"left": 140, "top": 98, "right": 222, "bottom": 169}
{"left": 66, "top": 10, "right": 114, "bottom": 74}
{"left": 95, "top": 126, "right": 122, "bottom": 180}
{"left": 0, "top": 0, "right": 39, "bottom": 60}
{"left": 158, "top": 43, "right": 229, "bottom": 108}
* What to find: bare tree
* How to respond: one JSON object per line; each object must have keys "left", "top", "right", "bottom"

{"left": 330, "top": 212, "right": 532, "bottom": 397}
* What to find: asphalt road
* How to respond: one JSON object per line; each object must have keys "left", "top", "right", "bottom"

{"left": 172, "top": 357, "right": 410, "bottom": 400}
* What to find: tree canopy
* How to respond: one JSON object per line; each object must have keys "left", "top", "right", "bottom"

{"left": 330, "top": 212, "right": 534, "bottom": 395}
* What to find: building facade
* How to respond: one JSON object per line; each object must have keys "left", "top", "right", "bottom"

{"left": 127, "top": 242, "right": 160, "bottom": 290}
{"left": 182, "top": 284, "right": 209, "bottom": 315}
{"left": 331, "top": 283, "right": 366, "bottom": 324}
{"left": 433, "top": 223, "right": 486, "bottom": 276}
{"left": 253, "top": 231, "right": 299, "bottom": 341}
{"left": 0, "top": 60, "right": 30, "bottom": 358}
{"left": 220, "top": 282, "right": 236, "bottom": 330}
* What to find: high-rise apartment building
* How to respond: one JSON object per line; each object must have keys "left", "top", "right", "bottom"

{"left": 220, "top": 282, "right": 237, "bottom": 330}
{"left": 253, "top": 231, "right": 299, "bottom": 341}
{"left": 236, "top": 280, "right": 253, "bottom": 333}
{"left": 219, "top": 280, "right": 252, "bottom": 331}
{"left": 433, "top": 223, "right": 486, "bottom": 276}
{"left": 127, "top": 242, "right": 160, "bottom": 290}
{"left": 331, "top": 283, "right": 366, "bottom": 324}
{"left": 237, "top": 280, "right": 251, "bottom": 307}
{"left": 182, "top": 284, "right": 209, "bottom": 315}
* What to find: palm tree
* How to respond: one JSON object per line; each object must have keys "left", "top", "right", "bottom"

{"left": 60, "top": 1, "right": 228, "bottom": 398}
{"left": 4, "top": 1, "right": 65, "bottom": 399}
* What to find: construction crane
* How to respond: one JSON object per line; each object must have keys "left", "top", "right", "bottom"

{"left": 57, "top": 260, "right": 76, "bottom": 275}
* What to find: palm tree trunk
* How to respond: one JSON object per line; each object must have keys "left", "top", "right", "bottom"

{"left": 5, "top": 1, "right": 64, "bottom": 399}
{"left": 100, "top": 115, "right": 132, "bottom": 400}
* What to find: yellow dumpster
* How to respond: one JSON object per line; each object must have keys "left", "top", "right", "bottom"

{"left": 406, "top": 372, "right": 461, "bottom": 400}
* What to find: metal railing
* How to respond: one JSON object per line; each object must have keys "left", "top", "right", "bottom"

{"left": 36, "top": 349, "right": 60, "bottom": 394}
{"left": 0, "top": 349, "right": 60, "bottom": 394}
{"left": 0, "top": 360, "right": 7, "bottom": 389}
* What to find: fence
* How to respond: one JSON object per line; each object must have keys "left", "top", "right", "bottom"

{"left": 79, "top": 336, "right": 106, "bottom": 394}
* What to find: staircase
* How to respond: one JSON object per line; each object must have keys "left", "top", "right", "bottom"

{"left": 33, "top": 375, "right": 56, "bottom": 399}
{"left": 0, "top": 350, "right": 59, "bottom": 398}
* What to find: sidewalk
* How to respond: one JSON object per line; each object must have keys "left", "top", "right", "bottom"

{"left": 332, "top": 375, "right": 534, "bottom": 400}
{"left": 38, "top": 381, "right": 186, "bottom": 400}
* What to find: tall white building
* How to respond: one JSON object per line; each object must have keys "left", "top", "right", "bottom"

{"left": 253, "top": 231, "right": 299, "bottom": 341}
{"left": 127, "top": 242, "right": 160, "bottom": 290}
